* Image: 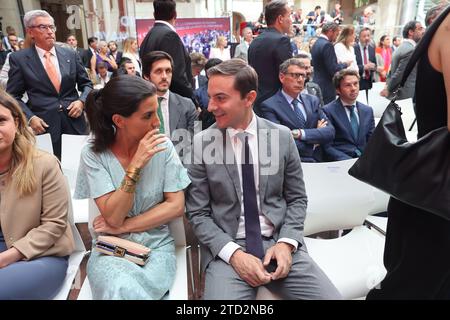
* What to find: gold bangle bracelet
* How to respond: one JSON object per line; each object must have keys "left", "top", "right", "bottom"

{"left": 126, "top": 172, "right": 140, "bottom": 183}
{"left": 120, "top": 179, "right": 136, "bottom": 193}
{"left": 126, "top": 167, "right": 141, "bottom": 175}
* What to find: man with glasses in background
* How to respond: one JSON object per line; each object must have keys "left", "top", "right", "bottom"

{"left": 260, "top": 58, "right": 334, "bottom": 163}
{"left": 7, "top": 10, "right": 92, "bottom": 158}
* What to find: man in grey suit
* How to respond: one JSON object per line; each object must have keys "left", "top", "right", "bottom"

{"left": 381, "top": 21, "right": 424, "bottom": 100}
{"left": 234, "top": 27, "right": 253, "bottom": 62}
{"left": 185, "top": 59, "right": 340, "bottom": 300}
{"left": 142, "top": 50, "right": 198, "bottom": 159}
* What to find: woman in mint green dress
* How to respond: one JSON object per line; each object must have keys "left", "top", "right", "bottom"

{"left": 75, "top": 75, "right": 190, "bottom": 299}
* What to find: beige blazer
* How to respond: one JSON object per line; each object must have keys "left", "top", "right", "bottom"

{"left": 0, "top": 151, "right": 74, "bottom": 260}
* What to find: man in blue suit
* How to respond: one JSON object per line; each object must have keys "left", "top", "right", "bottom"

{"left": 7, "top": 10, "right": 92, "bottom": 158}
{"left": 310, "top": 22, "right": 348, "bottom": 105}
{"left": 323, "top": 69, "right": 375, "bottom": 161}
{"left": 261, "top": 58, "right": 334, "bottom": 162}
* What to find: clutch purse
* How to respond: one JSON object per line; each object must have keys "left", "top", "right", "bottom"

{"left": 95, "top": 235, "right": 151, "bottom": 266}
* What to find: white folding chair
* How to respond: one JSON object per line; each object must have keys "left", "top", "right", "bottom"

{"left": 61, "top": 134, "right": 90, "bottom": 223}
{"left": 53, "top": 176, "right": 86, "bottom": 300}
{"left": 300, "top": 159, "right": 386, "bottom": 299}
{"left": 35, "top": 133, "right": 53, "bottom": 154}
{"left": 78, "top": 199, "right": 193, "bottom": 300}
{"left": 258, "top": 159, "right": 386, "bottom": 300}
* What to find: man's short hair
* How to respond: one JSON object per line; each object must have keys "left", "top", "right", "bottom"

{"left": 265, "top": 0, "right": 288, "bottom": 26}
{"left": 190, "top": 52, "right": 207, "bottom": 69}
{"left": 402, "top": 20, "right": 419, "bottom": 39}
{"left": 294, "top": 53, "right": 311, "bottom": 60}
{"left": 322, "top": 22, "right": 340, "bottom": 34}
{"left": 97, "top": 61, "right": 107, "bottom": 69}
{"left": 23, "top": 10, "right": 54, "bottom": 29}
{"left": 142, "top": 51, "right": 174, "bottom": 77}
{"left": 207, "top": 58, "right": 258, "bottom": 99}
{"left": 88, "top": 37, "right": 98, "bottom": 45}
{"left": 153, "top": 0, "right": 177, "bottom": 21}
{"left": 333, "top": 69, "right": 360, "bottom": 89}
{"left": 425, "top": 3, "right": 447, "bottom": 27}
{"left": 359, "top": 27, "right": 372, "bottom": 37}
{"left": 279, "top": 58, "right": 306, "bottom": 74}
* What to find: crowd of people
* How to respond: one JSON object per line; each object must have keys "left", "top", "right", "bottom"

{"left": 0, "top": 0, "right": 449, "bottom": 300}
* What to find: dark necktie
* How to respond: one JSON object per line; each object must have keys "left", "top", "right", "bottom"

{"left": 157, "top": 97, "right": 165, "bottom": 134}
{"left": 236, "top": 132, "right": 264, "bottom": 259}
{"left": 292, "top": 98, "right": 306, "bottom": 128}
{"left": 346, "top": 105, "right": 360, "bottom": 141}
{"left": 363, "top": 46, "right": 370, "bottom": 80}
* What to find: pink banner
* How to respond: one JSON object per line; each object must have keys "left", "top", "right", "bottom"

{"left": 136, "top": 18, "right": 231, "bottom": 58}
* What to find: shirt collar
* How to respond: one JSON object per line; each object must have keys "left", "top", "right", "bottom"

{"left": 227, "top": 113, "right": 257, "bottom": 140}
{"left": 281, "top": 89, "right": 300, "bottom": 105}
{"left": 340, "top": 99, "right": 356, "bottom": 108}
{"left": 35, "top": 45, "right": 56, "bottom": 59}
{"left": 319, "top": 34, "right": 329, "bottom": 41}
{"left": 155, "top": 20, "right": 176, "bottom": 32}
{"left": 158, "top": 90, "right": 170, "bottom": 101}
{"left": 404, "top": 39, "right": 417, "bottom": 47}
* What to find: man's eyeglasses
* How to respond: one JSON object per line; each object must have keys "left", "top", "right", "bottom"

{"left": 284, "top": 72, "right": 306, "bottom": 80}
{"left": 30, "top": 24, "right": 57, "bottom": 32}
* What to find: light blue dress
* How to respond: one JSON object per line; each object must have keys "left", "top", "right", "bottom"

{"left": 74, "top": 140, "right": 190, "bottom": 300}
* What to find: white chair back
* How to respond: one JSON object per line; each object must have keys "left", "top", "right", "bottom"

{"left": 35, "top": 133, "right": 53, "bottom": 154}
{"left": 302, "top": 159, "right": 375, "bottom": 236}
{"left": 61, "top": 134, "right": 90, "bottom": 187}
{"left": 366, "top": 82, "right": 390, "bottom": 117}
{"left": 53, "top": 176, "right": 86, "bottom": 300}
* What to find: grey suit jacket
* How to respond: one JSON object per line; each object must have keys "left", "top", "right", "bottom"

{"left": 168, "top": 91, "right": 198, "bottom": 159}
{"left": 386, "top": 40, "right": 416, "bottom": 100}
{"left": 234, "top": 42, "right": 249, "bottom": 62}
{"left": 185, "top": 116, "right": 307, "bottom": 271}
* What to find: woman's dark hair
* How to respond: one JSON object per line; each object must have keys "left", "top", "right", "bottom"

{"left": 85, "top": 75, "right": 157, "bottom": 152}
{"left": 378, "top": 35, "right": 387, "bottom": 48}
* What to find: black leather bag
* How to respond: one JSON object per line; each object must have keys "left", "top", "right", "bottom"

{"left": 348, "top": 11, "right": 450, "bottom": 220}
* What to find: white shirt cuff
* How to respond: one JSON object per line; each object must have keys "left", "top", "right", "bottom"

{"left": 27, "top": 115, "right": 37, "bottom": 126}
{"left": 278, "top": 238, "right": 299, "bottom": 253}
{"left": 300, "top": 129, "right": 306, "bottom": 141}
{"left": 218, "top": 241, "right": 242, "bottom": 264}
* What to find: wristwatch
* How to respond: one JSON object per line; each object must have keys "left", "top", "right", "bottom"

{"left": 292, "top": 129, "right": 301, "bottom": 139}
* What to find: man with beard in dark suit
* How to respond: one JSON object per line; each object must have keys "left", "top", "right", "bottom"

{"left": 139, "top": 0, "right": 193, "bottom": 99}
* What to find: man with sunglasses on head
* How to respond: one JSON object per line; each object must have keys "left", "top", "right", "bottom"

{"left": 260, "top": 58, "right": 334, "bottom": 163}
{"left": 7, "top": 10, "right": 92, "bottom": 159}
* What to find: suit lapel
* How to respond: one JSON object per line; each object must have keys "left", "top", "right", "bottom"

{"left": 221, "top": 129, "right": 243, "bottom": 208}
{"left": 278, "top": 91, "right": 300, "bottom": 128}
{"left": 168, "top": 92, "right": 181, "bottom": 135}
{"left": 56, "top": 46, "right": 69, "bottom": 93}
{"left": 257, "top": 117, "right": 270, "bottom": 203}
{"left": 356, "top": 102, "right": 365, "bottom": 141}
{"left": 26, "top": 47, "right": 56, "bottom": 94}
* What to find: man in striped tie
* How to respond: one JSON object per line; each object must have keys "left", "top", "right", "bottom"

{"left": 7, "top": 10, "right": 92, "bottom": 158}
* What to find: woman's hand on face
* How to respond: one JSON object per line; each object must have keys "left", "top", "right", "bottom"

{"left": 130, "top": 128, "right": 167, "bottom": 169}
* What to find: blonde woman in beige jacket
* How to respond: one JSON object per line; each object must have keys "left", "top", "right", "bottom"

{"left": 0, "top": 91, "right": 74, "bottom": 299}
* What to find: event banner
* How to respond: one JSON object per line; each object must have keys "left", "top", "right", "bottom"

{"left": 136, "top": 18, "right": 231, "bottom": 58}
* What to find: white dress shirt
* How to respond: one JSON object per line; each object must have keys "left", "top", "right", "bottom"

{"left": 334, "top": 42, "right": 358, "bottom": 71}
{"left": 218, "top": 113, "right": 299, "bottom": 263}
{"left": 35, "top": 45, "right": 62, "bottom": 83}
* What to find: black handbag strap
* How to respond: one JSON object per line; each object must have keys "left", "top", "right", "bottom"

{"left": 396, "top": 5, "right": 450, "bottom": 96}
